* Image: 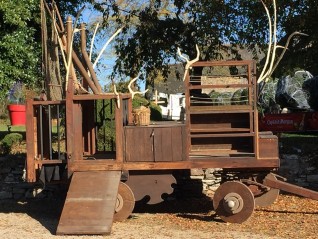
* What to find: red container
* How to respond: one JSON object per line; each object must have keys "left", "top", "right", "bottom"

{"left": 7, "top": 104, "right": 26, "bottom": 126}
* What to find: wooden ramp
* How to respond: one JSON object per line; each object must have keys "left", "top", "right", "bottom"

{"left": 56, "top": 171, "right": 121, "bottom": 235}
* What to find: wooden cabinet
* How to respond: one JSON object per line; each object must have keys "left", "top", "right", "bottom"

{"left": 124, "top": 124, "right": 185, "bottom": 162}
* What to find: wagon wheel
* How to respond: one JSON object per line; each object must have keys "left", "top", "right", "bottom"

{"left": 213, "top": 181, "right": 255, "bottom": 223}
{"left": 113, "top": 182, "right": 135, "bottom": 222}
{"left": 253, "top": 173, "right": 280, "bottom": 207}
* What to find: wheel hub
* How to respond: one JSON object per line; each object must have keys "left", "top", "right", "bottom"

{"left": 115, "top": 194, "right": 124, "bottom": 213}
{"left": 113, "top": 182, "right": 135, "bottom": 222}
{"left": 213, "top": 181, "right": 255, "bottom": 223}
{"left": 223, "top": 192, "right": 243, "bottom": 214}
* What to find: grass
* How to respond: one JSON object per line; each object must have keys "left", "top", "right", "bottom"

{"left": 0, "top": 124, "right": 25, "bottom": 132}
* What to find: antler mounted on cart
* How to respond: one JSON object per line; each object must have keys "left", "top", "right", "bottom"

{"left": 177, "top": 44, "right": 200, "bottom": 81}
{"left": 258, "top": 0, "right": 308, "bottom": 84}
{"left": 128, "top": 76, "right": 149, "bottom": 99}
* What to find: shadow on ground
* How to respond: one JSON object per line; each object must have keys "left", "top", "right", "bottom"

{"left": 0, "top": 190, "right": 66, "bottom": 235}
{"left": 0, "top": 190, "right": 215, "bottom": 235}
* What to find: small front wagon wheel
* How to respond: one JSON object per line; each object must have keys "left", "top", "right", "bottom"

{"left": 113, "top": 182, "right": 135, "bottom": 222}
{"left": 213, "top": 181, "right": 255, "bottom": 223}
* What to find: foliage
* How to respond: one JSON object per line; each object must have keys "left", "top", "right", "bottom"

{"left": 2, "top": 0, "right": 318, "bottom": 102}
{"left": 90, "top": 0, "right": 318, "bottom": 86}
{"left": 0, "top": 0, "right": 42, "bottom": 101}
{"left": 0, "top": 132, "right": 23, "bottom": 155}
{"left": 94, "top": 99, "right": 114, "bottom": 149}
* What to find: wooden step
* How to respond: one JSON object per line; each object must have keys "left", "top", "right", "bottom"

{"left": 190, "top": 132, "right": 255, "bottom": 138}
{"left": 56, "top": 171, "right": 121, "bottom": 235}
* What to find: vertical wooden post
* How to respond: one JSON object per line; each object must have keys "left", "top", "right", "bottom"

{"left": 72, "top": 102, "right": 83, "bottom": 161}
{"left": 184, "top": 66, "right": 191, "bottom": 161}
{"left": 253, "top": 61, "right": 259, "bottom": 159}
{"left": 65, "top": 16, "right": 75, "bottom": 176}
{"left": 115, "top": 97, "right": 124, "bottom": 163}
{"left": 26, "top": 99, "right": 36, "bottom": 182}
{"left": 127, "top": 97, "right": 133, "bottom": 125}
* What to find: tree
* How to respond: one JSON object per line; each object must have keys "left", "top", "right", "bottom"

{"left": 0, "top": 0, "right": 42, "bottom": 101}
{"left": 92, "top": 0, "right": 230, "bottom": 81}
{"left": 91, "top": 0, "right": 318, "bottom": 84}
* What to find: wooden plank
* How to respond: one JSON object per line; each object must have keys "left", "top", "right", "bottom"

{"left": 190, "top": 149, "right": 255, "bottom": 157}
{"left": 258, "top": 134, "right": 279, "bottom": 159}
{"left": 68, "top": 159, "right": 279, "bottom": 171}
{"left": 190, "top": 133, "right": 255, "bottom": 138}
{"left": 26, "top": 99, "right": 36, "bottom": 182}
{"left": 189, "top": 105, "right": 253, "bottom": 114}
{"left": 264, "top": 176, "right": 318, "bottom": 200}
{"left": 56, "top": 171, "right": 121, "bottom": 235}
{"left": 189, "top": 84, "right": 252, "bottom": 89}
{"left": 171, "top": 127, "right": 184, "bottom": 161}
{"left": 154, "top": 127, "right": 172, "bottom": 161}
{"left": 190, "top": 128, "right": 250, "bottom": 133}
{"left": 73, "top": 93, "right": 132, "bottom": 101}
{"left": 72, "top": 102, "right": 83, "bottom": 160}
{"left": 115, "top": 98, "right": 124, "bottom": 163}
{"left": 125, "top": 127, "right": 154, "bottom": 162}
{"left": 191, "top": 60, "right": 253, "bottom": 67}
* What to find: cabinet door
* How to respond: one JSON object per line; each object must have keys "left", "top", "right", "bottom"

{"left": 153, "top": 127, "right": 184, "bottom": 162}
{"left": 125, "top": 127, "right": 154, "bottom": 162}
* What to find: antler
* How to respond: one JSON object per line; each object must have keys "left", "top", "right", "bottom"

{"left": 128, "top": 76, "right": 149, "bottom": 99}
{"left": 177, "top": 44, "right": 200, "bottom": 81}
{"left": 258, "top": 0, "right": 276, "bottom": 83}
{"left": 113, "top": 84, "right": 120, "bottom": 109}
{"left": 93, "top": 26, "right": 124, "bottom": 69}
{"left": 257, "top": 0, "right": 308, "bottom": 83}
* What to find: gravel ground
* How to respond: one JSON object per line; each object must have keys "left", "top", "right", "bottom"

{"left": 0, "top": 194, "right": 317, "bottom": 239}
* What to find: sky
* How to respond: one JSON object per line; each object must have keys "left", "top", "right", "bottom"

{"left": 80, "top": 4, "right": 149, "bottom": 91}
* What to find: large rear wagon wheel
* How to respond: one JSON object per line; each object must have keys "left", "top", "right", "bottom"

{"left": 113, "top": 182, "right": 135, "bottom": 222}
{"left": 213, "top": 181, "right": 255, "bottom": 223}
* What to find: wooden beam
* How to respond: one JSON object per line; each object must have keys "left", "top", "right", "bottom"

{"left": 26, "top": 99, "right": 36, "bottom": 182}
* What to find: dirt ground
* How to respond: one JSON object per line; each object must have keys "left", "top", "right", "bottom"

{"left": 0, "top": 193, "right": 317, "bottom": 239}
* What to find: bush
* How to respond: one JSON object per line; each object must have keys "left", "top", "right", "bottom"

{"left": 0, "top": 133, "right": 23, "bottom": 155}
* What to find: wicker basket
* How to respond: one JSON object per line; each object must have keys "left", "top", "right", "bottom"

{"left": 132, "top": 106, "right": 150, "bottom": 126}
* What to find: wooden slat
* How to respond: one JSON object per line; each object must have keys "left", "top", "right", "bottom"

{"left": 171, "top": 127, "right": 184, "bottom": 161}
{"left": 188, "top": 84, "right": 252, "bottom": 89}
{"left": 190, "top": 149, "right": 255, "bottom": 157}
{"left": 189, "top": 105, "right": 253, "bottom": 114}
{"left": 190, "top": 133, "right": 255, "bottom": 138}
{"left": 125, "top": 127, "right": 154, "bottom": 162}
{"left": 67, "top": 159, "right": 279, "bottom": 171}
{"left": 154, "top": 127, "right": 172, "bottom": 162}
{"left": 191, "top": 60, "right": 253, "bottom": 67}
{"left": 72, "top": 93, "right": 132, "bottom": 101}
{"left": 57, "top": 171, "right": 121, "bottom": 235}
{"left": 153, "top": 127, "right": 183, "bottom": 161}
{"left": 190, "top": 128, "right": 250, "bottom": 133}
